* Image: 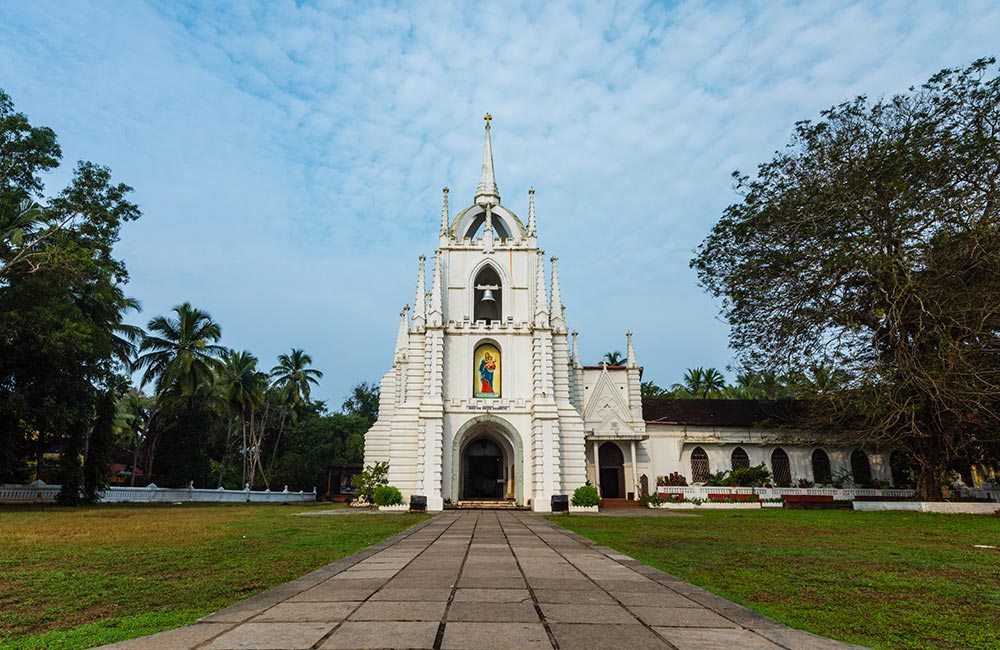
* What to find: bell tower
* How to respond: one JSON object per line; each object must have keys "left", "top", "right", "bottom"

{"left": 364, "top": 116, "right": 588, "bottom": 511}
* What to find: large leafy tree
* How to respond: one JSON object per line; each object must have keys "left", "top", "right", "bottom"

{"left": 0, "top": 90, "right": 141, "bottom": 499}
{"left": 692, "top": 58, "right": 1000, "bottom": 500}
{"left": 341, "top": 381, "right": 380, "bottom": 428}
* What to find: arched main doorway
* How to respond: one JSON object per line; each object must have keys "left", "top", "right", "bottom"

{"left": 462, "top": 437, "right": 505, "bottom": 499}
{"left": 451, "top": 415, "right": 523, "bottom": 504}
{"left": 599, "top": 442, "right": 625, "bottom": 498}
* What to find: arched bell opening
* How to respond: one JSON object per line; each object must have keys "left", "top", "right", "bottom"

{"left": 598, "top": 442, "right": 626, "bottom": 499}
{"left": 465, "top": 213, "right": 512, "bottom": 240}
{"left": 473, "top": 265, "right": 502, "bottom": 323}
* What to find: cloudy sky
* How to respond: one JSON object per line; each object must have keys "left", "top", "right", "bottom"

{"left": 2, "top": 1, "right": 997, "bottom": 406}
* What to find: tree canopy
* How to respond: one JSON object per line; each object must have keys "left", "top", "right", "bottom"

{"left": 691, "top": 58, "right": 1000, "bottom": 499}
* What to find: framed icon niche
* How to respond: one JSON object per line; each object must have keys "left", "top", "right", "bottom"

{"left": 474, "top": 343, "right": 501, "bottom": 398}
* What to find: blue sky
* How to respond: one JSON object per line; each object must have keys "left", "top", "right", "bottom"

{"left": 2, "top": 1, "right": 998, "bottom": 407}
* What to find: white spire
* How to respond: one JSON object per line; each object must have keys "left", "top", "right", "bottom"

{"left": 572, "top": 330, "right": 581, "bottom": 368}
{"left": 440, "top": 187, "right": 450, "bottom": 236}
{"left": 534, "top": 250, "right": 548, "bottom": 323}
{"left": 412, "top": 255, "right": 426, "bottom": 327}
{"left": 428, "top": 254, "right": 442, "bottom": 323}
{"left": 394, "top": 305, "right": 410, "bottom": 363}
{"left": 474, "top": 114, "right": 500, "bottom": 207}
{"left": 626, "top": 330, "right": 637, "bottom": 368}
{"left": 527, "top": 187, "right": 537, "bottom": 237}
{"left": 550, "top": 256, "right": 564, "bottom": 324}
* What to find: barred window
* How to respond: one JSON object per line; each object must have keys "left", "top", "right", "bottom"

{"left": 731, "top": 447, "right": 750, "bottom": 470}
{"left": 691, "top": 447, "right": 710, "bottom": 483}
{"left": 851, "top": 449, "right": 872, "bottom": 485}
{"left": 811, "top": 449, "right": 832, "bottom": 484}
{"left": 771, "top": 448, "right": 792, "bottom": 486}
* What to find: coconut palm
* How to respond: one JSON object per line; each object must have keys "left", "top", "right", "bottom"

{"left": 133, "top": 302, "right": 225, "bottom": 397}
{"left": 268, "top": 349, "right": 323, "bottom": 474}
{"left": 602, "top": 351, "right": 627, "bottom": 366}
{"left": 218, "top": 349, "right": 267, "bottom": 487}
{"left": 671, "top": 367, "right": 727, "bottom": 399}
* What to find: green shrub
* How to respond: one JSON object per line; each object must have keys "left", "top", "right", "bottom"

{"left": 355, "top": 462, "right": 390, "bottom": 502}
{"left": 373, "top": 485, "right": 403, "bottom": 506}
{"left": 729, "top": 464, "right": 772, "bottom": 487}
{"left": 571, "top": 484, "right": 601, "bottom": 507}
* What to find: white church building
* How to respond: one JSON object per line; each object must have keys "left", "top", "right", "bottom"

{"left": 363, "top": 117, "right": 896, "bottom": 512}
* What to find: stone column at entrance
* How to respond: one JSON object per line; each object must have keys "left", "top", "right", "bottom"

{"left": 592, "top": 439, "right": 600, "bottom": 493}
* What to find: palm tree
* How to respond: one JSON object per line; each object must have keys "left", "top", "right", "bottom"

{"left": 268, "top": 349, "right": 323, "bottom": 474}
{"left": 218, "top": 350, "right": 267, "bottom": 488}
{"left": 671, "top": 367, "right": 727, "bottom": 399}
{"left": 114, "top": 391, "right": 150, "bottom": 486}
{"left": 603, "top": 351, "right": 627, "bottom": 366}
{"left": 132, "top": 303, "right": 224, "bottom": 481}
{"left": 133, "top": 302, "right": 225, "bottom": 397}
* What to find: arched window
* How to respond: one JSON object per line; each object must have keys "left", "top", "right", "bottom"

{"left": 731, "top": 447, "right": 750, "bottom": 470}
{"left": 473, "top": 266, "right": 502, "bottom": 323}
{"left": 771, "top": 448, "right": 791, "bottom": 486}
{"left": 811, "top": 449, "right": 832, "bottom": 485}
{"left": 690, "top": 447, "right": 710, "bottom": 483}
{"left": 851, "top": 449, "right": 872, "bottom": 486}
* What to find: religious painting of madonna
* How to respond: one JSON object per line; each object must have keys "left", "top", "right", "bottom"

{"left": 474, "top": 343, "right": 501, "bottom": 398}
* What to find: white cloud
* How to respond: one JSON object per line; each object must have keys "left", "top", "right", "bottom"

{"left": 1, "top": 0, "right": 997, "bottom": 400}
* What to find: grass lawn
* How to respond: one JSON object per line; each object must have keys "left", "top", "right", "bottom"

{"left": 0, "top": 503, "right": 428, "bottom": 650}
{"left": 548, "top": 509, "right": 1000, "bottom": 650}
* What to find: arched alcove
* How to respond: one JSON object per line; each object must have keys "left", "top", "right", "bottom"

{"left": 812, "top": 449, "right": 832, "bottom": 484}
{"left": 473, "top": 265, "right": 502, "bottom": 323}
{"left": 851, "top": 449, "right": 872, "bottom": 485}
{"left": 731, "top": 447, "right": 750, "bottom": 470}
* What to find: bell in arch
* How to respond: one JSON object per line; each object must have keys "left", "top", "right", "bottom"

{"left": 481, "top": 288, "right": 495, "bottom": 302}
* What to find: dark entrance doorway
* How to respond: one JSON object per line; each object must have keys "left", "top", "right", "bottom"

{"left": 598, "top": 442, "right": 625, "bottom": 499}
{"left": 462, "top": 437, "right": 504, "bottom": 499}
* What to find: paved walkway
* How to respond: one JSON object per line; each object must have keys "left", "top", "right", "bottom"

{"left": 97, "top": 512, "right": 864, "bottom": 650}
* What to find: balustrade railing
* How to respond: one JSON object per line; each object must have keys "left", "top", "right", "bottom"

{"left": 0, "top": 483, "right": 316, "bottom": 504}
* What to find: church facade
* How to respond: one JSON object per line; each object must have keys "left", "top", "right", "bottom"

{"left": 363, "top": 118, "right": 896, "bottom": 512}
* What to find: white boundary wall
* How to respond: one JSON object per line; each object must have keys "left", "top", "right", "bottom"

{"left": 654, "top": 485, "right": 916, "bottom": 501}
{"left": 0, "top": 483, "right": 316, "bottom": 504}
{"left": 854, "top": 501, "right": 1000, "bottom": 514}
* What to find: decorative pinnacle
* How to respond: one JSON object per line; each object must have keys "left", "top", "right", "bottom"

{"left": 484, "top": 113, "right": 492, "bottom": 124}
{"left": 527, "top": 187, "right": 537, "bottom": 237}
{"left": 626, "top": 329, "right": 637, "bottom": 368}
{"left": 440, "top": 187, "right": 450, "bottom": 235}
{"left": 413, "top": 255, "right": 426, "bottom": 324}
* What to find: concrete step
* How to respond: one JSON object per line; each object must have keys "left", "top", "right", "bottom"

{"left": 601, "top": 498, "right": 641, "bottom": 509}
{"left": 450, "top": 499, "right": 529, "bottom": 510}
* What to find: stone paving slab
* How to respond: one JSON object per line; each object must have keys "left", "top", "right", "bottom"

{"left": 92, "top": 511, "right": 867, "bottom": 650}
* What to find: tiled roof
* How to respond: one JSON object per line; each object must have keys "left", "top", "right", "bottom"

{"left": 642, "top": 399, "right": 803, "bottom": 427}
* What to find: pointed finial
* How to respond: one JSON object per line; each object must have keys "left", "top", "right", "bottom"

{"left": 534, "top": 250, "right": 548, "bottom": 322}
{"left": 483, "top": 204, "right": 494, "bottom": 253}
{"left": 440, "top": 187, "right": 450, "bottom": 235}
{"left": 394, "top": 305, "right": 410, "bottom": 362}
{"left": 572, "top": 330, "right": 581, "bottom": 368}
{"left": 550, "top": 256, "right": 564, "bottom": 324}
{"left": 475, "top": 114, "right": 500, "bottom": 207}
{"left": 429, "top": 254, "right": 443, "bottom": 322}
{"left": 413, "top": 256, "right": 426, "bottom": 327}
{"left": 527, "top": 187, "right": 537, "bottom": 237}
{"left": 626, "top": 330, "right": 637, "bottom": 368}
